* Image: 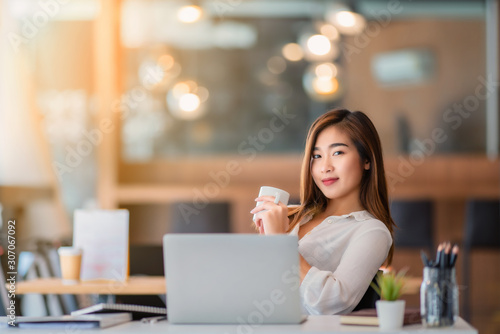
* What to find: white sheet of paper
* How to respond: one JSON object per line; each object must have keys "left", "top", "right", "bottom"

{"left": 73, "top": 209, "right": 129, "bottom": 281}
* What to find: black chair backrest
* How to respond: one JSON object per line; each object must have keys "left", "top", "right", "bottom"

{"left": 118, "top": 245, "right": 166, "bottom": 308}
{"left": 352, "top": 271, "right": 381, "bottom": 311}
{"left": 464, "top": 199, "right": 500, "bottom": 249}
{"left": 170, "top": 202, "right": 230, "bottom": 233}
{"left": 390, "top": 200, "right": 434, "bottom": 250}
{"left": 129, "top": 245, "right": 164, "bottom": 276}
{"left": 461, "top": 199, "right": 500, "bottom": 321}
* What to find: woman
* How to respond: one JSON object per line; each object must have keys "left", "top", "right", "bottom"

{"left": 251, "top": 108, "right": 395, "bottom": 315}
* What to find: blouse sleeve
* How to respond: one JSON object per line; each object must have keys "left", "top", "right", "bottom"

{"left": 299, "top": 225, "right": 392, "bottom": 315}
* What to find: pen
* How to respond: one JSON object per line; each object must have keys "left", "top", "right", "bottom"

{"left": 443, "top": 242, "right": 451, "bottom": 269}
{"left": 435, "top": 243, "right": 443, "bottom": 268}
{"left": 420, "top": 250, "right": 430, "bottom": 267}
{"left": 449, "top": 244, "right": 459, "bottom": 267}
{"left": 141, "top": 316, "right": 167, "bottom": 324}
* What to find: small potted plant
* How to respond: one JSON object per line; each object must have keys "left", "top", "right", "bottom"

{"left": 371, "top": 269, "right": 407, "bottom": 330}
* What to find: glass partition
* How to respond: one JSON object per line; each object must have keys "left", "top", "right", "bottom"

{"left": 118, "top": 0, "right": 487, "bottom": 162}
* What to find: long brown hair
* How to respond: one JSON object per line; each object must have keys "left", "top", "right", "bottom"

{"left": 288, "top": 108, "right": 395, "bottom": 264}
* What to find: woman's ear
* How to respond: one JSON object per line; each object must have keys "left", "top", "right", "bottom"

{"left": 364, "top": 160, "right": 370, "bottom": 170}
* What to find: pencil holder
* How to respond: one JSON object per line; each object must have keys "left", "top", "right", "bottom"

{"left": 420, "top": 267, "right": 458, "bottom": 327}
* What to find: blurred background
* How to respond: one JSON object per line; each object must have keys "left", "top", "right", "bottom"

{"left": 0, "top": 0, "right": 499, "bottom": 331}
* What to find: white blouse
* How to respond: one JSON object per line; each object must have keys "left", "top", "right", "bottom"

{"left": 290, "top": 210, "right": 392, "bottom": 315}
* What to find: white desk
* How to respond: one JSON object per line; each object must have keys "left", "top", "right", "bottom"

{"left": 1, "top": 316, "right": 478, "bottom": 333}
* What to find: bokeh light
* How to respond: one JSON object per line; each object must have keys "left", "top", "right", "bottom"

{"left": 327, "top": 10, "right": 366, "bottom": 35}
{"left": 302, "top": 62, "right": 343, "bottom": 102}
{"left": 167, "top": 80, "right": 208, "bottom": 120}
{"left": 336, "top": 11, "right": 356, "bottom": 27}
{"left": 179, "top": 93, "right": 201, "bottom": 112}
{"left": 312, "top": 77, "right": 339, "bottom": 95}
{"left": 177, "top": 5, "right": 202, "bottom": 23}
{"left": 172, "top": 82, "right": 190, "bottom": 98}
{"left": 282, "top": 43, "right": 304, "bottom": 62}
{"left": 299, "top": 30, "right": 339, "bottom": 61}
{"left": 267, "top": 56, "right": 287, "bottom": 74}
{"left": 306, "top": 34, "right": 331, "bottom": 56}
{"left": 314, "top": 62, "right": 338, "bottom": 79}
{"left": 319, "top": 23, "right": 340, "bottom": 41}
{"left": 158, "top": 54, "right": 175, "bottom": 70}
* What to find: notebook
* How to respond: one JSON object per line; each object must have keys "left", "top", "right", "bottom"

{"left": 71, "top": 303, "right": 167, "bottom": 320}
{"left": 12, "top": 313, "right": 131, "bottom": 329}
{"left": 340, "top": 307, "right": 421, "bottom": 326}
{"left": 163, "top": 234, "right": 305, "bottom": 324}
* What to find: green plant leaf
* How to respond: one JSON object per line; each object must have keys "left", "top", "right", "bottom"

{"left": 371, "top": 269, "right": 407, "bottom": 301}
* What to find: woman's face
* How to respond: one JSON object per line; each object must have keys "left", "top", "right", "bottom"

{"left": 311, "top": 125, "right": 369, "bottom": 206}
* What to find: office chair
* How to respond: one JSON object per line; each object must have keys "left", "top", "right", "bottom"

{"left": 129, "top": 245, "right": 164, "bottom": 277}
{"left": 353, "top": 270, "right": 381, "bottom": 311}
{"left": 17, "top": 250, "right": 66, "bottom": 316}
{"left": 462, "top": 199, "right": 500, "bottom": 321}
{"left": 389, "top": 200, "right": 434, "bottom": 309}
{"left": 390, "top": 200, "right": 434, "bottom": 251}
{"left": 116, "top": 245, "right": 165, "bottom": 307}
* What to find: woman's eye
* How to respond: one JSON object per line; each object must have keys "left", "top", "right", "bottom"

{"left": 333, "top": 151, "right": 344, "bottom": 156}
{"left": 312, "top": 154, "right": 321, "bottom": 159}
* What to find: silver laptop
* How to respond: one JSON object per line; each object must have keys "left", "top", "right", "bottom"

{"left": 163, "top": 234, "right": 305, "bottom": 324}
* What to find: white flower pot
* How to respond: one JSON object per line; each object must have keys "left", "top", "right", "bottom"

{"left": 376, "top": 300, "right": 406, "bottom": 330}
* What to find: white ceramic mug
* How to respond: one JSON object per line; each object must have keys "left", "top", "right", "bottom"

{"left": 253, "top": 186, "right": 290, "bottom": 222}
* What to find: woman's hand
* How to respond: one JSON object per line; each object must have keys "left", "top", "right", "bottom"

{"left": 250, "top": 195, "right": 289, "bottom": 234}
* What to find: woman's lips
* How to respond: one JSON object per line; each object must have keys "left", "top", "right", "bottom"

{"left": 322, "top": 178, "right": 338, "bottom": 186}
